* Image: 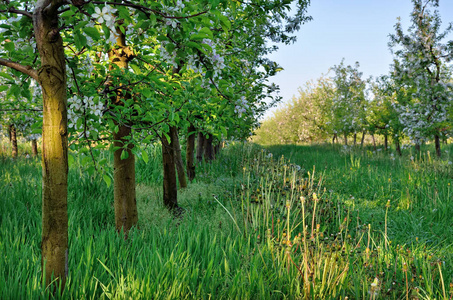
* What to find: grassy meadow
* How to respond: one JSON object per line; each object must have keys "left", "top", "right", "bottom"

{"left": 1, "top": 140, "right": 453, "bottom": 299}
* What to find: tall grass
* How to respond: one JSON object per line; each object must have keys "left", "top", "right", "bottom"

{"left": 1, "top": 141, "right": 452, "bottom": 299}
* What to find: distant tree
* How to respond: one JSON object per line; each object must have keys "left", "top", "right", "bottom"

{"left": 389, "top": 0, "right": 453, "bottom": 157}
{"left": 330, "top": 60, "right": 367, "bottom": 145}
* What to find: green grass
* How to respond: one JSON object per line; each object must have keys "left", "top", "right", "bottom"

{"left": 1, "top": 141, "right": 452, "bottom": 299}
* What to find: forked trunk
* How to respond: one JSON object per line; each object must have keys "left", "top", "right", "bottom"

{"left": 10, "top": 124, "right": 17, "bottom": 158}
{"left": 332, "top": 134, "right": 337, "bottom": 144}
{"left": 171, "top": 126, "right": 187, "bottom": 189}
{"left": 196, "top": 132, "right": 205, "bottom": 162}
{"left": 32, "top": 139, "right": 38, "bottom": 156}
{"left": 161, "top": 134, "right": 178, "bottom": 210}
{"left": 186, "top": 124, "right": 196, "bottom": 182}
{"left": 434, "top": 134, "right": 441, "bottom": 157}
{"left": 113, "top": 125, "right": 138, "bottom": 234}
{"left": 371, "top": 134, "right": 376, "bottom": 150}
{"left": 34, "top": 0, "right": 69, "bottom": 288}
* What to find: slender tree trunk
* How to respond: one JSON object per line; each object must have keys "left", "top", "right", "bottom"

{"left": 343, "top": 133, "right": 348, "bottom": 145}
{"left": 415, "top": 139, "right": 421, "bottom": 153}
{"left": 109, "top": 27, "right": 138, "bottom": 235}
{"left": 332, "top": 134, "right": 337, "bottom": 144}
{"left": 196, "top": 132, "right": 205, "bottom": 162}
{"left": 204, "top": 134, "right": 214, "bottom": 161}
{"left": 34, "top": 0, "right": 69, "bottom": 288}
{"left": 371, "top": 134, "right": 376, "bottom": 150}
{"left": 186, "top": 124, "right": 196, "bottom": 182}
{"left": 10, "top": 124, "right": 17, "bottom": 158}
{"left": 7, "top": 124, "right": 12, "bottom": 143}
{"left": 395, "top": 138, "right": 402, "bottom": 156}
{"left": 353, "top": 133, "right": 357, "bottom": 146}
{"left": 360, "top": 130, "right": 366, "bottom": 148}
{"left": 171, "top": 126, "right": 187, "bottom": 189}
{"left": 434, "top": 134, "right": 441, "bottom": 158}
{"left": 113, "top": 125, "right": 138, "bottom": 234}
{"left": 161, "top": 134, "right": 178, "bottom": 210}
{"left": 32, "top": 139, "right": 38, "bottom": 156}
{"left": 384, "top": 134, "right": 388, "bottom": 151}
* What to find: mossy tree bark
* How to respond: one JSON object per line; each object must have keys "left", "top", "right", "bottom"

{"left": 170, "top": 126, "right": 187, "bottom": 189}
{"left": 34, "top": 0, "right": 68, "bottom": 289}
{"left": 9, "top": 124, "right": 17, "bottom": 158}
{"left": 186, "top": 124, "right": 196, "bottom": 182}
{"left": 108, "top": 28, "right": 138, "bottom": 234}
{"left": 32, "top": 139, "right": 38, "bottom": 156}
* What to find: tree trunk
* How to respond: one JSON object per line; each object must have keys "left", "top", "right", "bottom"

{"left": 7, "top": 124, "right": 12, "bottom": 143}
{"left": 353, "top": 133, "right": 357, "bottom": 146}
{"left": 395, "top": 138, "right": 402, "bottom": 156}
{"left": 332, "top": 134, "right": 337, "bottom": 144}
{"left": 171, "top": 126, "right": 187, "bottom": 189}
{"left": 434, "top": 134, "right": 441, "bottom": 157}
{"left": 34, "top": 0, "right": 69, "bottom": 288}
{"left": 343, "top": 133, "right": 348, "bottom": 145}
{"left": 161, "top": 134, "right": 178, "bottom": 210}
{"left": 32, "top": 139, "right": 38, "bottom": 156}
{"left": 186, "top": 124, "right": 196, "bottom": 182}
{"left": 109, "top": 27, "right": 138, "bottom": 235}
{"left": 384, "top": 134, "right": 388, "bottom": 151}
{"left": 360, "top": 130, "right": 366, "bottom": 148}
{"left": 415, "top": 140, "right": 421, "bottom": 153}
{"left": 113, "top": 125, "right": 138, "bottom": 234}
{"left": 371, "top": 134, "right": 376, "bottom": 150}
{"left": 196, "top": 132, "right": 205, "bottom": 162}
{"left": 204, "top": 134, "right": 214, "bottom": 161}
{"left": 10, "top": 124, "right": 17, "bottom": 158}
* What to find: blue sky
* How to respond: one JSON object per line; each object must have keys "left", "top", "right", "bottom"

{"left": 265, "top": 0, "right": 453, "bottom": 117}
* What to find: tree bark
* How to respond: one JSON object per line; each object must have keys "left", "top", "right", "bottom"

{"left": 109, "top": 27, "right": 138, "bottom": 235}
{"left": 332, "top": 134, "right": 337, "bottom": 144}
{"left": 371, "top": 134, "right": 376, "bottom": 150}
{"left": 395, "top": 137, "right": 402, "bottom": 156}
{"left": 32, "top": 139, "right": 38, "bottom": 156}
{"left": 186, "top": 124, "right": 196, "bottom": 182}
{"left": 113, "top": 125, "right": 138, "bottom": 234}
{"left": 434, "top": 134, "right": 441, "bottom": 157}
{"left": 161, "top": 134, "right": 178, "bottom": 210}
{"left": 353, "top": 133, "right": 357, "bottom": 146}
{"left": 204, "top": 134, "right": 214, "bottom": 161}
{"left": 384, "top": 134, "right": 388, "bottom": 151}
{"left": 360, "top": 130, "right": 366, "bottom": 148}
{"left": 196, "top": 132, "right": 205, "bottom": 162}
{"left": 171, "top": 126, "right": 187, "bottom": 189}
{"left": 10, "top": 124, "right": 17, "bottom": 158}
{"left": 343, "top": 133, "right": 348, "bottom": 145}
{"left": 34, "top": 0, "right": 69, "bottom": 288}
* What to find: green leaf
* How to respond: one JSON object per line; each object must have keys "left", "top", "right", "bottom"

{"left": 0, "top": 72, "right": 14, "bottom": 81}
{"left": 199, "top": 27, "right": 213, "bottom": 39}
{"left": 83, "top": 27, "right": 101, "bottom": 40}
{"left": 0, "top": 86, "right": 8, "bottom": 92}
{"left": 103, "top": 174, "right": 112, "bottom": 187}
{"left": 141, "top": 150, "right": 149, "bottom": 163}
{"left": 120, "top": 149, "right": 129, "bottom": 160}
{"left": 4, "top": 42, "right": 14, "bottom": 52}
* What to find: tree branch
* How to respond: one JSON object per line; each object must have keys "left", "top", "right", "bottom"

{"left": 0, "top": 58, "right": 38, "bottom": 81}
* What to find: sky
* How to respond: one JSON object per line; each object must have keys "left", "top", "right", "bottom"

{"left": 265, "top": 0, "right": 453, "bottom": 118}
